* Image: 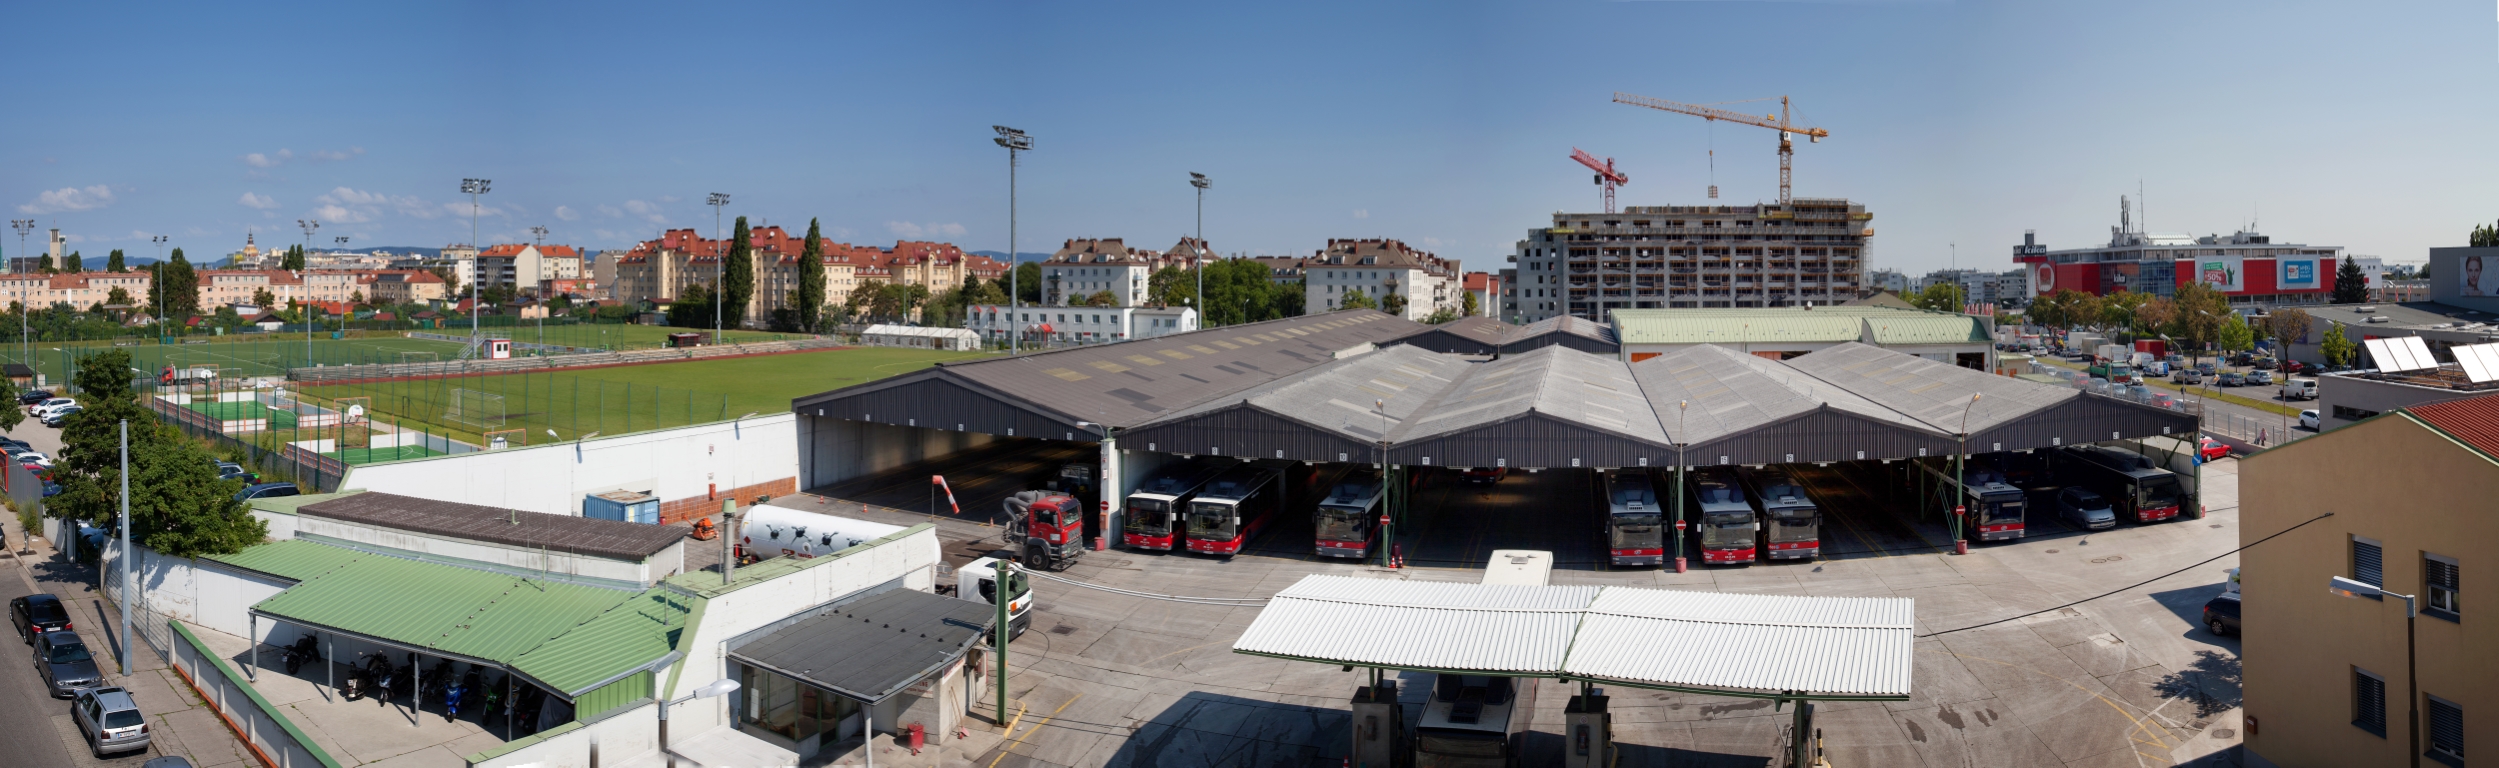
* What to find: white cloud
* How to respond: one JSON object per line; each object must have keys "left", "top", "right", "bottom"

{"left": 17, "top": 185, "right": 115, "bottom": 214}
{"left": 597, "top": 204, "right": 624, "bottom": 218}
{"left": 242, "top": 149, "right": 294, "bottom": 168}
{"left": 832, "top": 227, "right": 856, "bottom": 239}
{"left": 237, "top": 192, "right": 281, "bottom": 210}
{"left": 1352, "top": 209, "right": 1370, "bottom": 219}
{"left": 306, "top": 147, "right": 364, "bottom": 163}
{"left": 308, "top": 186, "right": 468, "bottom": 222}
{"left": 554, "top": 205, "right": 580, "bottom": 221}
{"left": 622, "top": 200, "right": 668, "bottom": 225}
{"left": 887, "top": 221, "right": 967, "bottom": 239}
{"left": 310, "top": 204, "right": 372, "bottom": 223}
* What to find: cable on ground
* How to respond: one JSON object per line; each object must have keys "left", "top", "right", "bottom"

{"left": 1918, "top": 510, "right": 2331, "bottom": 638}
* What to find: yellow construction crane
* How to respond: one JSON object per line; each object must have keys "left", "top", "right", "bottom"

{"left": 1612, "top": 92, "right": 1829, "bottom": 204}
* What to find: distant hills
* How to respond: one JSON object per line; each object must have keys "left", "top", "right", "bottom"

{"left": 968, "top": 251, "right": 1051, "bottom": 263}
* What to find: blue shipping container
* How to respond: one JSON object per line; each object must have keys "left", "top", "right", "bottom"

{"left": 583, "top": 490, "right": 660, "bottom": 524}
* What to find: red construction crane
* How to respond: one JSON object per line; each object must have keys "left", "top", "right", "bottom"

{"left": 1570, "top": 148, "right": 1629, "bottom": 214}
{"left": 1612, "top": 92, "right": 1829, "bottom": 204}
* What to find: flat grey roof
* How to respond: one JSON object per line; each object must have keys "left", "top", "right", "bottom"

{"left": 727, "top": 588, "right": 995, "bottom": 704}
{"left": 299, "top": 492, "right": 687, "bottom": 561}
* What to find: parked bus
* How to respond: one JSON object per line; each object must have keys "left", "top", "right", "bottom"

{"left": 1313, "top": 470, "right": 1385, "bottom": 559}
{"left": 1121, "top": 463, "right": 1231, "bottom": 551}
{"left": 1917, "top": 457, "right": 2029, "bottom": 542}
{"left": 1685, "top": 467, "right": 1758, "bottom": 565}
{"left": 1736, "top": 466, "right": 1820, "bottom": 560}
{"left": 1184, "top": 460, "right": 1290, "bottom": 555}
{"left": 2059, "top": 445, "right": 2187, "bottom": 523}
{"left": 1602, "top": 470, "right": 1667, "bottom": 567}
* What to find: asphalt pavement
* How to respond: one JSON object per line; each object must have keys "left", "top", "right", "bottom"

{"left": 0, "top": 568, "right": 87, "bottom": 768}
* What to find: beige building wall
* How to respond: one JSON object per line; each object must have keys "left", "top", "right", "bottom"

{"left": 2240, "top": 412, "right": 2493, "bottom": 767}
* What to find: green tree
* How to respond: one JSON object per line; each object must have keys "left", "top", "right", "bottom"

{"left": 2320, "top": 321, "right": 2356, "bottom": 367}
{"left": 63, "top": 251, "right": 82, "bottom": 273}
{"left": 1338, "top": 287, "right": 1377, "bottom": 310}
{"left": 106, "top": 287, "right": 131, "bottom": 308}
{"left": 844, "top": 279, "right": 882, "bottom": 321}
{"left": 2474, "top": 221, "right": 2499, "bottom": 247}
{"left": 2265, "top": 307, "right": 2313, "bottom": 349}
{"left": 1381, "top": 292, "right": 1408, "bottom": 316}
{"left": 280, "top": 245, "right": 306, "bottom": 271}
{"left": 1009, "top": 262, "right": 1043, "bottom": 304}
{"left": 2333, "top": 258, "right": 2369, "bottom": 304}
{"left": 37, "top": 254, "right": 54, "bottom": 273}
{"left": 1910, "top": 282, "right": 1965, "bottom": 313}
{"left": 105, "top": 250, "right": 125, "bottom": 272}
{"left": 252, "top": 287, "right": 276, "bottom": 308}
{"left": 1461, "top": 289, "right": 1480, "bottom": 318}
{"left": 49, "top": 348, "right": 265, "bottom": 558}
{"left": 2217, "top": 314, "right": 2254, "bottom": 355}
{"left": 0, "top": 377, "right": 19, "bottom": 434}
{"left": 1083, "top": 290, "right": 1118, "bottom": 307}
{"left": 1421, "top": 307, "right": 1459, "bottom": 324}
{"left": 162, "top": 249, "right": 200, "bottom": 315}
{"left": 797, "top": 218, "right": 828, "bottom": 333}
{"left": 720, "top": 216, "right": 756, "bottom": 329}
{"left": 2169, "top": 282, "right": 2230, "bottom": 362}
{"left": 668, "top": 283, "right": 712, "bottom": 328}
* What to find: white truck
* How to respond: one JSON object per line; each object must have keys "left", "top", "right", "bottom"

{"left": 957, "top": 556, "right": 1033, "bottom": 639}
{"left": 2096, "top": 344, "right": 2130, "bottom": 363}
{"left": 2280, "top": 378, "right": 2318, "bottom": 401}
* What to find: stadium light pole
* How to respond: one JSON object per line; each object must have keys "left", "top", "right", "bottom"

{"left": 462, "top": 179, "right": 491, "bottom": 354}
{"left": 117, "top": 420, "right": 130, "bottom": 676}
{"left": 299, "top": 219, "right": 318, "bottom": 366}
{"left": 16, "top": 220, "right": 40, "bottom": 368}
{"left": 1189, "top": 172, "right": 1209, "bottom": 327}
{"left": 150, "top": 236, "right": 167, "bottom": 350}
{"left": 993, "top": 126, "right": 1030, "bottom": 354}
{"left": 708, "top": 193, "right": 730, "bottom": 345}
{"left": 8, "top": 220, "right": 29, "bottom": 275}
{"left": 1954, "top": 393, "right": 1981, "bottom": 555}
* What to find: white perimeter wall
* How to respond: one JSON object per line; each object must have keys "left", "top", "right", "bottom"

{"left": 341, "top": 414, "right": 799, "bottom": 518}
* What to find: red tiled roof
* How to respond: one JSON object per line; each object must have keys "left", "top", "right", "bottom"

{"left": 2408, "top": 392, "right": 2499, "bottom": 459}
{"left": 1464, "top": 272, "right": 1495, "bottom": 291}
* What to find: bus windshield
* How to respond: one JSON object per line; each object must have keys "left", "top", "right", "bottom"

{"left": 1699, "top": 512, "right": 1753, "bottom": 549}
{"left": 2140, "top": 477, "right": 2182, "bottom": 509}
{"left": 1187, "top": 501, "right": 1238, "bottom": 540}
{"left": 1124, "top": 499, "right": 1169, "bottom": 534}
{"left": 1315, "top": 505, "right": 1370, "bottom": 542}
{"left": 1765, "top": 510, "right": 1817, "bottom": 542}
{"left": 1610, "top": 513, "right": 1663, "bottom": 548}
{"left": 1980, "top": 497, "right": 2025, "bottom": 524}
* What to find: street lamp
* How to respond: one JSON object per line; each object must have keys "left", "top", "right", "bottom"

{"left": 707, "top": 193, "right": 730, "bottom": 345}
{"left": 994, "top": 125, "right": 1031, "bottom": 354}
{"left": 8, "top": 220, "right": 29, "bottom": 276}
{"left": 1189, "top": 172, "right": 1210, "bottom": 327}
{"left": 657, "top": 678, "right": 741, "bottom": 768}
{"left": 2328, "top": 575, "right": 2420, "bottom": 767}
{"left": 299, "top": 220, "right": 319, "bottom": 366}
{"left": 1673, "top": 399, "right": 1688, "bottom": 573}
{"left": 461, "top": 178, "right": 491, "bottom": 354}
{"left": 1954, "top": 393, "right": 1981, "bottom": 555}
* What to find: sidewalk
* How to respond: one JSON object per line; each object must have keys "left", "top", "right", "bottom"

{"left": 4, "top": 511, "right": 256, "bottom": 768}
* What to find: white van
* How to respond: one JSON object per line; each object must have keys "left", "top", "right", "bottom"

{"left": 2280, "top": 378, "right": 2318, "bottom": 401}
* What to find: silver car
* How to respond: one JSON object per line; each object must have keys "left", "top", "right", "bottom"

{"left": 72, "top": 686, "right": 150, "bottom": 756}
{"left": 2057, "top": 487, "right": 2117, "bottom": 530}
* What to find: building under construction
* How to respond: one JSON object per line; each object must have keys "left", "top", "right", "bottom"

{"left": 1501, "top": 199, "right": 1873, "bottom": 321}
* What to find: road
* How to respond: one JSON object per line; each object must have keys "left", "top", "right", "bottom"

{"left": 0, "top": 566, "right": 86, "bottom": 768}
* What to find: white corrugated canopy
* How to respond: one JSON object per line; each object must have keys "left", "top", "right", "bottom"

{"left": 1231, "top": 575, "right": 1914, "bottom": 699}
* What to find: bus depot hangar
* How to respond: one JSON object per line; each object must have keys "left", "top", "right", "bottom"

{"left": 790, "top": 307, "right": 2201, "bottom": 764}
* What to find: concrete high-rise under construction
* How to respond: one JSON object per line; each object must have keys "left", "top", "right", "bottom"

{"left": 1501, "top": 199, "right": 1872, "bottom": 322}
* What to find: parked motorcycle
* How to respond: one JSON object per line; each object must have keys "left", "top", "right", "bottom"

{"left": 419, "top": 658, "right": 454, "bottom": 705}
{"left": 366, "top": 654, "right": 401, "bottom": 705}
{"left": 280, "top": 635, "right": 321, "bottom": 675}
{"left": 342, "top": 653, "right": 374, "bottom": 700}
{"left": 443, "top": 665, "right": 476, "bottom": 721}
{"left": 515, "top": 685, "right": 547, "bottom": 736}
{"left": 478, "top": 671, "right": 504, "bottom": 720}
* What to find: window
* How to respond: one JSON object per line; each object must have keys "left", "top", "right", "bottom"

{"left": 2354, "top": 667, "right": 2388, "bottom": 736}
{"left": 2426, "top": 553, "right": 2460, "bottom": 620}
{"left": 2428, "top": 694, "right": 2464, "bottom": 765}
{"left": 2353, "top": 536, "right": 2384, "bottom": 590}
{"left": 2334, "top": 405, "right": 2380, "bottom": 422}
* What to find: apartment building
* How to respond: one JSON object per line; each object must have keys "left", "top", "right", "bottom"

{"left": 1042, "top": 238, "right": 1155, "bottom": 307}
{"left": 1252, "top": 256, "right": 1306, "bottom": 285}
{"left": 1463, "top": 272, "right": 1499, "bottom": 317}
{"left": 1501, "top": 199, "right": 1871, "bottom": 323}
{"left": 476, "top": 244, "right": 583, "bottom": 291}
{"left": 613, "top": 228, "right": 1005, "bottom": 326}
{"left": 964, "top": 303, "right": 1197, "bottom": 345}
{"left": 366, "top": 270, "right": 450, "bottom": 305}
{"left": 1304, "top": 238, "right": 1462, "bottom": 321}
{"left": 2240, "top": 394, "right": 2490, "bottom": 767}
{"left": 0, "top": 271, "right": 153, "bottom": 310}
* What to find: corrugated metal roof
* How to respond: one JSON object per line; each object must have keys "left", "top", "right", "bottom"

{"left": 862, "top": 324, "right": 979, "bottom": 340}
{"left": 795, "top": 309, "right": 1424, "bottom": 430}
{"left": 1513, "top": 315, "right": 1616, "bottom": 345}
{"left": 1231, "top": 575, "right": 1598, "bottom": 674}
{"left": 244, "top": 490, "right": 366, "bottom": 517}
{"left": 727, "top": 588, "right": 994, "bottom": 703}
{"left": 1231, "top": 576, "right": 1914, "bottom": 698}
{"left": 203, "top": 539, "right": 368, "bottom": 582}
{"left": 251, "top": 555, "right": 638, "bottom": 664}
{"left": 1142, "top": 345, "right": 1472, "bottom": 442}
{"left": 1781, "top": 342, "right": 2074, "bottom": 435}
{"left": 301, "top": 493, "right": 688, "bottom": 561}
{"left": 1563, "top": 588, "right": 1914, "bottom": 697}
{"left": 1863, "top": 316, "right": 1991, "bottom": 345}
{"left": 509, "top": 587, "right": 697, "bottom": 696}
{"left": 1613, "top": 310, "right": 1867, "bottom": 345}
{"left": 1394, "top": 347, "right": 1669, "bottom": 446}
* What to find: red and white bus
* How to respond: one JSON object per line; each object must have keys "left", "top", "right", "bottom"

{"left": 1184, "top": 461, "right": 1289, "bottom": 555}
{"left": 1686, "top": 467, "right": 1758, "bottom": 565}
{"left": 1121, "top": 463, "right": 1231, "bottom": 551}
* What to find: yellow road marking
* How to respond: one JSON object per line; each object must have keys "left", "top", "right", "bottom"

{"left": 989, "top": 695, "right": 1079, "bottom": 768}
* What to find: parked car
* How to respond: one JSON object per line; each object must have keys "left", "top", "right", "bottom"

{"left": 2249, "top": 357, "right": 2278, "bottom": 371}
{"left": 10, "top": 594, "right": 73, "bottom": 642}
{"left": 1461, "top": 467, "right": 1507, "bottom": 484}
{"left": 2198, "top": 437, "right": 2230, "bottom": 461}
{"left": 2301, "top": 410, "right": 2321, "bottom": 430}
{"left": 70, "top": 686, "right": 151, "bottom": 756}
{"left": 2171, "top": 369, "right": 2202, "bottom": 385}
{"left": 2247, "top": 370, "right": 2274, "bottom": 386}
{"left": 213, "top": 461, "right": 258, "bottom": 484}
{"left": 2202, "top": 595, "right": 2242, "bottom": 636}
{"left": 235, "top": 482, "right": 300, "bottom": 502}
{"left": 2056, "top": 487, "right": 2117, "bottom": 530}
{"left": 2217, "top": 372, "right": 2245, "bottom": 387}
{"left": 30, "top": 397, "right": 74, "bottom": 416}
{"left": 41, "top": 405, "right": 82, "bottom": 427}
{"left": 2280, "top": 360, "right": 2305, "bottom": 375}
{"left": 14, "top": 451, "right": 52, "bottom": 469}
{"left": 34, "top": 630, "right": 103, "bottom": 698}
{"left": 17, "top": 389, "right": 54, "bottom": 406}
{"left": 2279, "top": 378, "right": 2318, "bottom": 401}
{"left": 2195, "top": 361, "right": 2218, "bottom": 375}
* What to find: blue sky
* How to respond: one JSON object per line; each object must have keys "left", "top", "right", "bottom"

{"left": 6, "top": 1, "right": 2492, "bottom": 273}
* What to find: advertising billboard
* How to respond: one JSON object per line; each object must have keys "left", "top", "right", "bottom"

{"left": 2464, "top": 252, "right": 2497, "bottom": 297}
{"left": 2194, "top": 255, "right": 2243, "bottom": 292}
{"left": 2279, "top": 258, "right": 2318, "bottom": 288}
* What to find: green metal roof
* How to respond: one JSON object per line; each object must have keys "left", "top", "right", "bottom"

{"left": 663, "top": 523, "right": 936, "bottom": 599}
{"left": 203, "top": 539, "right": 369, "bottom": 582}
{"left": 250, "top": 555, "right": 638, "bottom": 665}
{"left": 1863, "top": 316, "right": 1991, "bottom": 345}
{"left": 245, "top": 490, "right": 366, "bottom": 517}
{"left": 510, "top": 587, "right": 702, "bottom": 696}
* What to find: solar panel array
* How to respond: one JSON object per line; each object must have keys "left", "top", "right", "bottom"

{"left": 2364, "top": 336, "right": 2441, "bottom": 373}
{"left": 2454, "top": 342, "right": 2499, "bottom": 384}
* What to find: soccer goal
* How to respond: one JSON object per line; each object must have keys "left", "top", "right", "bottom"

{"left": 483, "top": 428, "right": 526, "bottom": 451}
{"left": 445, "top": 388, "right": 508, "bottom": 428}
{"left": 335, "top": 396, "right": 374, "bottom": 448}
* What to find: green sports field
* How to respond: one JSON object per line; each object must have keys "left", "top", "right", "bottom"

{"left": 292, "top": 346, "right": 992, "bottom": 450}
{"left": 331, "top": 445, "right": 444, "bottom": 463}
{"left": 183, "top": 400, "right": 301, "bottom": 429}
{"left": 18, "top": 335, "right": 471, "bottom": 385}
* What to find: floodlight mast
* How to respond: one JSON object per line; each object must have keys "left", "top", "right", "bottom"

{"left": 708, "top": 193, "right": 730, "bottom": 345}
{"left": 1189, "top": 172, "right": 1209, "bottom": 327}
{"left": 461, "top": 178, "right": 491, "bottom": 354}
{"left": 299, "top": 219, "right": 319, "bottom": 365}
{"left": 994, "top": 126, "right": 1030, "bottom": 353}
